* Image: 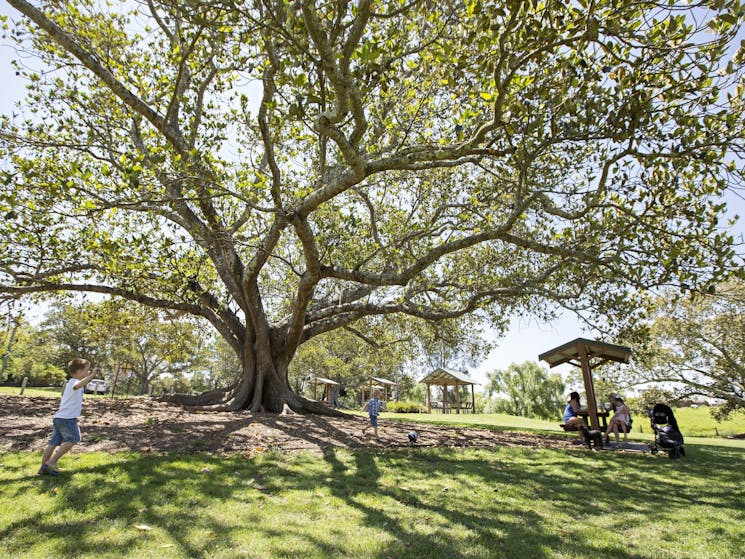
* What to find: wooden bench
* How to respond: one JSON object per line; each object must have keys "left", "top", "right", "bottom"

{"left": 559, "top": 423, "right": 582, "bottom": 431}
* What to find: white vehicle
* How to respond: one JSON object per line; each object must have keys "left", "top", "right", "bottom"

{"left": 85, "top": 379, "right": 108, "bottom": 394}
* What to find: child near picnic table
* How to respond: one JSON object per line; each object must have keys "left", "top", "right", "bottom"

{"left": 361, "top": 388, "right": 383, "bottom": 439}
{"left": 38, "top": 358, "right": 99, "bottom": 476}
{"left": 605, "top": 393, "right": 631, "bottom": 447}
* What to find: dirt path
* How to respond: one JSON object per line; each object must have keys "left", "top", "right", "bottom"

{"left": 1, "top": 395, "right": 577, "bottom": 456}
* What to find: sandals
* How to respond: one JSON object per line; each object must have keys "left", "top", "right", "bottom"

{"left": 38, "top": 464, "right": 60, "bottom": 476}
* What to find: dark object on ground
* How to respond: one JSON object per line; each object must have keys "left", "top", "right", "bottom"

{"left": 648, "top": 403, "right": 685, "bottom": 459}
{"left": 580, "top": 426, "right": 604, "bottom": 450}
{"left": 408, "top": 431, "right": 419, "bottom": 444}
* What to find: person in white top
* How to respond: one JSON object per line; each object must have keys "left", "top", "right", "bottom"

{"left": 605, "top": 394, "right": 631, "bottom": 447}
{"left": 38, "top": 358, "right": 98, "bottom": 476}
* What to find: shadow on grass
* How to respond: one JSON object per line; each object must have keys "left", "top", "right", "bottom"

{"left": 1, "top": 442, "right": 744, "bottom": 558}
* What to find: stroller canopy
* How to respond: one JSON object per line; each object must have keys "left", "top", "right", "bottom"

{"left": 651, "top": 403, "right": 680, "bottom": 431}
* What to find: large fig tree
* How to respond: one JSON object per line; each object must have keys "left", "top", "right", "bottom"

{"left": 1, "top": 0, "right": 743, "bottom": 412}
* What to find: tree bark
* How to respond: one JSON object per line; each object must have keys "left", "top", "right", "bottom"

{"left": 162, "top": 350, "right": 348, "bottom": 417}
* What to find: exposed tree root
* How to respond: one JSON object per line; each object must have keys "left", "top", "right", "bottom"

{"left": 160, "top": 388, "right": 350, "bottom": 417}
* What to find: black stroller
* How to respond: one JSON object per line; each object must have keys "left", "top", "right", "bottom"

{"left": 648, "top": 403, "right": 685, "bottom": 459}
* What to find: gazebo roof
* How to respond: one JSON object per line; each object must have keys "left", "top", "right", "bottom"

{"left": 420, "top": 368, "right": 478, "bottom": 386}
{"left": 370, "top": 376, "right": 397, "bottom": 386}
{"left": 311, "top": 377, "right": 340, "bottom": 386}
{"left": 538, "top": 338, "right": 631, "bottom": 370}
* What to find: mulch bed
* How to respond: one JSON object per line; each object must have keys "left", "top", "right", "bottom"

{"left": 2, "top": 395, "right": 579, "bottom": 456}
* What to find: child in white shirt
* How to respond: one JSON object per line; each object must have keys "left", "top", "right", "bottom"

{"left": 38, "top": 358, "right": 98, "bottom": 475}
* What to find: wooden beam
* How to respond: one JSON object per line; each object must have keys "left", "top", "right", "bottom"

{"left": 578, "top": 342, "right": 599, "bottom": 429}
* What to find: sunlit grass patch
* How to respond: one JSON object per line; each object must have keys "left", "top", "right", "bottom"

{"left": 2, "top": 440, "right": 744, "bottom": 558}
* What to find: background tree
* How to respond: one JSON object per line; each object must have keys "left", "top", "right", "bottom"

{"left": 564, "top": 367, "right": 627, "bottom": 406}
{"left": 1, "top": 0, "right": 743, "bottom": 412}
{"left": 625, "top": 280, "right": 745, "bottom": 419}
{"left": 199, "top": 336, "right": 243, "bottom": 392}
{"left": 42, "top": 299, "right": 210, "bottom": 394}
{"left": 290, "top": 319, "right": 428, "bottom": 405}
{"left": 41, "top": 300, "right": 111, "bottom": 372}
{"left": 485, "top": 361, "right": 564, "bottom": 420}
{"left": 0, "top": 319, "right": 66, "bottom": 386}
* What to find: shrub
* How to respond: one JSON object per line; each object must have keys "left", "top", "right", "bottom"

{"left": 28, "top": 362, "right": 66, "bottom": 386}
{"left": 385, "top": 400, "right": 421, "bottom": 413}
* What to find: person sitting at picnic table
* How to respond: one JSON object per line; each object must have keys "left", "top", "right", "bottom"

{"left": 563, "top": 391, "right": 587, "bottom": 431}
{"left": 605, "top": 393, "right": 631, "bottom": 446}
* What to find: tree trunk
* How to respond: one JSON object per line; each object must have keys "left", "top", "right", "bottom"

{"left": 162, "top": 350, "right": 347, "bottom": 417}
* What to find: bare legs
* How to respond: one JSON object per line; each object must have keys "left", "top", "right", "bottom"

{"left": 40, "top": 442, "right": 75, "bottom": 471}
{"left": 605, "top": 421, "right": 628, "bottom": 445}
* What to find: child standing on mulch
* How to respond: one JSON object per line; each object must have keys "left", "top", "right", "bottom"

{"left": 361, "top": 388, "right": 382, "bottom": 439}
{"left": 38, "top": 358, "right": 99, "bottom": 476}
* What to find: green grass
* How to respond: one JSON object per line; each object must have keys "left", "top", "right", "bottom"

{"left": 373, "top": 406, "right": 745, "bottom": 439}
{"left": 2, "top": 443, "right": 744, "bottom": 559}
{"left": 669, "top": 407, "right": 745, "bottom": 438}
{"left": 5, "top": 386, "right": 744, "bottom": 438}
{"left": 0, "top": 386, "right": 64, "bottom": 397}
{"left": 0, "top": 386, "right": 135, "bottom": 399}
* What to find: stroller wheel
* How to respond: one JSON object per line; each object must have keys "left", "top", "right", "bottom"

{"left": 668, "top": 448, "right": 679, "bottom": 459}
{"left": 679, "top": 446, "right": 686, "bottom": 457}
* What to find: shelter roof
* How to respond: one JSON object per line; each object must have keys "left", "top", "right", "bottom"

{"left": 420, "top": 368, "right": 478, "bottom": 386}
{"left": 538, "top": 338, "right": 631, "bottom": 369}
{"left": 369, "top": 376, "right": 397, "bottom": 386}
{"left": 311, "top": 377, "right": 339, "bottom": 386}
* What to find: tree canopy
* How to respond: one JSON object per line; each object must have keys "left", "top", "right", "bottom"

{"left": 1, "top": 0, "right": 744, "bottom": 412}
{"left": 627, "top": 280, "right": 745, "bottom": 418}
{"left": 485, "top": 361, "right": 564, "bottom": 420}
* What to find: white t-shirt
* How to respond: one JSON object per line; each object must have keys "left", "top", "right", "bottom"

{"left": 54, "top": 378, "right": 85, "bottom": 419}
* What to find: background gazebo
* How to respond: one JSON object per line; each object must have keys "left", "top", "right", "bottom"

{"left": 538, "top": 338, "right": 631, "bottom": 430}
{"left": 420, "top": 368, "right": 477, "bottom": 414}
{"left": 359, "top": 376, "right": 397, "bottom": 404}
{"left": 310, "top": 377, "right": 340, "bottom": 405}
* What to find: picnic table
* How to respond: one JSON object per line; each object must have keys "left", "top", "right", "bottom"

{"left": 560, "top": 409, "right": 610, "bottom": 431}
{"left": 577, "top": 409, "right": 609, "bottom": 429}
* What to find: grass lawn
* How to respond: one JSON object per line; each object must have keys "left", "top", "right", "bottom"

{"left": 0, "top": 386, "right": 132, "bottom": 399}
{"left": 0, "top": 386, "right": 64, "bottom": 398}
{"left": 4, "top": 387, "right": 743, "bottom": 437}
{"left": 377, "top": 406, "right": 745, "bottom": 439}
{"left": 2, "top": 441, "right": 744, "bottom": 559}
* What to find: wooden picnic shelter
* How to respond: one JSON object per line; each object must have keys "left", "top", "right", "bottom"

{"left": 359, "top": 376, "right": 397, "bottom": 404}
{"left": 311, "top": 377, "right": 339, "bottom": 403}
{"left": 421, "top": 368, "right": 477, "bottom": 414}
{"left": 538, "top": 338, "right": 631, "bottom": 430}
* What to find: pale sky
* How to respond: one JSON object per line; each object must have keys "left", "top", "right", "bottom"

{"left": 1, "top": 4, "right": 743, "bottom": 389}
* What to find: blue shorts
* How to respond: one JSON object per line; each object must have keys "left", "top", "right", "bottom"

{"left": 369, "top": 415, "right": 378, "bottom": 427}
{"left": 49, "top": 417, "right": 81, "bottom": 446}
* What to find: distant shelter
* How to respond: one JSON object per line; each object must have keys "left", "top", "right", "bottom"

{"left": 359, "top": 376, "right": 397, "bottom": 404}
{"left": 310, "top": 377, "right": 340, "bottom": 406}
{"left": 420, "top": 368, "right": 478, "bottom": 414}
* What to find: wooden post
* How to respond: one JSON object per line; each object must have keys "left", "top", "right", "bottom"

{"left": 110, "top": 364, "right": 120, "bottom": 398}
{"left": 19, "top": 376, "right": 27, "bottom": 395}
{"left": 455, "top": 383, "right": 461, "bottom": 414}
{"left": 471, "top": 384, "right": 475, "bottom": 414}
{"left": 578, "top": 341, "right": 599, "bottom": 430}
{"left": 426, "top": 383, "right": 432, "bottom": 413}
